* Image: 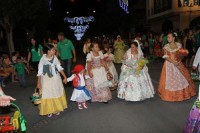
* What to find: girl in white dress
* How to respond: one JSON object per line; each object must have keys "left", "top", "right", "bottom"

{"left": 117, "top": 41, "right": 154, "bottom": 101}
{"left": 37, "top": 44, "right": 67, "bottom": 117}
{"left": 86, "top": 43, "right": 112, "bottom": 103}
{"left": 67, "top": 64, "right": 91, "bottom": 110}
{"left": 103, "top": 47, "right": 118, "bottom": 90}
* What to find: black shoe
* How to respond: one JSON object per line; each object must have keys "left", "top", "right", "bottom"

{"left": 103, "top": 102, "right": 108, "bottom": 104}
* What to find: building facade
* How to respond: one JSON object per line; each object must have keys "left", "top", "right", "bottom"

{"left": 146, "top": 0, "right": 200, "bottom": 32}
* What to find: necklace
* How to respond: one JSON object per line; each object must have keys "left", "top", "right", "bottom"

{"left": 169, "top": 43, "right": 178, "bottom": 50}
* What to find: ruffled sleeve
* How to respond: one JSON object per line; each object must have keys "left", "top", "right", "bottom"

{"left": 54, "top": 56, "right": 64, "bottom": 71}
{"left": 37, "top": 56, "right": 44, "bottom": 76}
{"left": 162, "top": 45, "right": 169, "bottom": 59}
{"left": 99, "top": 51, "right": 104, "bottom": 59}
{"left": 86, "top": 53, "right": 92, "bottom": 61}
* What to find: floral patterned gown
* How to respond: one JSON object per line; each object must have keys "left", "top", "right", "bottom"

{"left": 184, "top": 97, "right": 200, "bottom": 133}
{"left": 117, "top": 49, "right": 154, "bottom": 101}
{"left": 158, "top": 43, "right": 196, "bottom": 101}
{"left": 85, "top": 51, "right": 112, "bottom": 102}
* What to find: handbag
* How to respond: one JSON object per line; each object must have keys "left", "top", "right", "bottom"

{"left": 191, "top": 69, "right": 199, "bottom": 81}
{"left": 106, "top": 72, "right": 113, "bottom": 81}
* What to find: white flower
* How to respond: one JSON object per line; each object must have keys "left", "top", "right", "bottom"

{"left": 174, "top": 32, "right": 178, "bottom": 37}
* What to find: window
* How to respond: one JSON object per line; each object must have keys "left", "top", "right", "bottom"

{"left": 153, "top": 0, "right": 172, "bottom": 14}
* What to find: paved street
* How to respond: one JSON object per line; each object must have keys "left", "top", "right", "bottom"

{"left": 1, "top": 53, "right": 198, "bottom": 133}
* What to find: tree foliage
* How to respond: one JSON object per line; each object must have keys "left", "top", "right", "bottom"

{"left": 0, "top": 0, "right": 49, "bottom": 25}
{"left": 0, "top": 0, "right": 49, "bottom": 54}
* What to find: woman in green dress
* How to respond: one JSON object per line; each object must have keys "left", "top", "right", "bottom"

{"left": 114, "top": 35, "right": 125, "bottom": 63}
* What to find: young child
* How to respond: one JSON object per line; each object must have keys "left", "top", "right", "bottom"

{"left": 14, "top": 56, "right": 29, "bottom": 88}
{"left": 37, "top": 44, "right": 67, "bottom": 117}
{"left": 86, "top": 42, "right": 112, "bottom": 103}
{"left": 67, "top": 64, "right": 91, "bottom": 110}
{"left": 103, "top": 46, "right": 118, "bottom": 90}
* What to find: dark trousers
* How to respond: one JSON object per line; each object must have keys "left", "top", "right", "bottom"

{"left": 18, "top": 74, "right": 26, "bottom": 87}
{"left": 61, "top": 58, "right": 72, "bottom": 77}
{"left": 31, "top": 61, "right": 39, "bottom": 72}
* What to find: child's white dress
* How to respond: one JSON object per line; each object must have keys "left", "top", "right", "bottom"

{"left": 67, "top": 73, "right": 91, "bottom": 103}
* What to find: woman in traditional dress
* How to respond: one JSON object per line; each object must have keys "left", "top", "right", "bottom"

{"left": 184, "top": 55, "right": 200, "bottom": 132}
{"left": 183, "top": 87, "right": 200, "bottom": 133}
{"left": 85, "top": 42, "right": 112, "bottom": 103}
{"left": 37, "top": 44, "right": 67, "bottom": 117}
{"left": 113, "top": 35, "right": 125, "bottom": 63}
{"left": 158, "top": 32, "right": 196, "bottom": 102}
{"left": 103, "top": 46, "right": 118, "bottom": 90}
{"left": 117, "top": 41, "right": 154, "bottom": 101}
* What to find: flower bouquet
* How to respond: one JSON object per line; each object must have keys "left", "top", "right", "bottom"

{"left": 136, "top": 58, "right": 149, "bottom": 75}
{"left": 178, "top": 48, "right": 189, "bottom": 59}
{"left": 103, "top": 56, "right": 109, "bottom": 61}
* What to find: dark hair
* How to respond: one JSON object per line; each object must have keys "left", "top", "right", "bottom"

{"left": 12, "top": 52, "right": 17, "bottom": 56}
{"left": 58, "top": 32, "right": 65, "bottom": 37}
{"left": 89, "top": 42, "right": 99, "bottom": 51}
{"left": 17, "top": 56, "right": 22, "bottom": 60}
{"left": 2, "top": 54, "right": 9, "bottom": 60}
{"left": 168, "top": 32, "right": 177, "bottom": 38}
{"left": 168, "top": 32, "right": 178, "bottom": 42}
{"left": 130, "top": 41, "right": 138, "bottom": 47}
{"left": 29, "top": 37, "right": 39, "bottom": 52}
{"left": 43, "top": 44, "right": 54, "bottom": 54}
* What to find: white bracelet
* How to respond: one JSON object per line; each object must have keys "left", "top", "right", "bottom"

{"left": 0, "top": 93, "right": 5, "bottom": 97}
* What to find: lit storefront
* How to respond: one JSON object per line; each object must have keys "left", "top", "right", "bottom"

{"left": 146, "top": 0, "right": 200, "bottom": 32}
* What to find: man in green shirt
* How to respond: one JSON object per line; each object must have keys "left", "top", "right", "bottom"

{"left": 57, "top": 32, "right": 76, "bottom": 77}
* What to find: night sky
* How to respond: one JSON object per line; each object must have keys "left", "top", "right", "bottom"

{"left": 48, "top": 0, "right": 144, "bottom": 39}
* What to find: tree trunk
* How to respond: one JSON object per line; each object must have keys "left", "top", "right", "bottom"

{"left": 6, "top": 29, "right": 15, "bottom": 56}
{"left": 0, "top": 16, "right": 15, "bottom": 56}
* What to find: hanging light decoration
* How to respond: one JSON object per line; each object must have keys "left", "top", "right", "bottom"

{"left": 119, "top": 0, "right": 129, "bottom": 14}
{"left": 49, "top": 0, "right": 52, "bottom": 11}
{"left": 64, "top": 16, "right": 94, "bottom": 25}
{"left": 64, "top": 16, "right": 94, "bottom": 40}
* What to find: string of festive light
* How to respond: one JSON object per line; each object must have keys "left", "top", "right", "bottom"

{"left": 69, "top": 25, "right": 89, "bottom": 33}
{"left": 119, "top": 0, "right": 129, "bottom": 14}
{"left": 64, "top": 16, "right": 94, "bottom": 40}
{"left": 64, "top": 16, "right": 94, "bottom": 25}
